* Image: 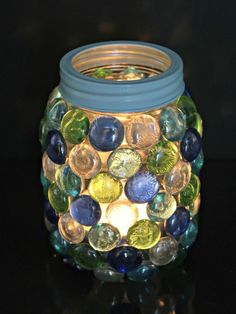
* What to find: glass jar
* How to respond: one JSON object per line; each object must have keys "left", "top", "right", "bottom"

{"left": 40, "top": 41, "right": 203, "bottom": 282}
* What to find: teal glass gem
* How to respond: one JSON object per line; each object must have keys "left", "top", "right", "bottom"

{"left": 55, "top": 164, "right": 82, "bottom": 197}
{"left": 39, "top": 116, "right": 53, "bottom": 147}
{"left": 191, "top": 150, "right": 204, "bottom": 175}
{"left": 159, "top": 106, "right": 186, "bottom": 141}
{"left": 45, "top": 98, "right": 68, "bottom": 130}
{"left": 127, "top": 261, "right": 158, "bottom": 282}
{"left": 50, "top": 229, "right": 72, "bottom": 256}
{"left": 40, "top": 168, "right": 51, "bottom": 196}
{"left": 176, "top": 95, "right": 197, "bottom": 123}
{"left": 180, "top": 218, "right": 198, "bottom": 248}
{"left": 93, "top": 264, "right": 124, "bottom": 282}
{"left": 72, "top": 243, "right": 103, "bottom": 270}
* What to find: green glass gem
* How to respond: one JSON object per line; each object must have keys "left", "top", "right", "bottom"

{"left": 48, "top": 182, "right": 69, "bottom": 213}
{"left": 147, "top": 141, "right": 179, "bottom": 175}
{"left": 72, "top": 243, "right": 103, "bottom": 270}
{"left": 40, "top": 168, "right": 51, "bottom": 196}
{"left": 180, "top": 218, "right": 198, "bottom": 248}
{"left": 187, "top": 112, "right": 203, "bottom": 136}
{"left": 94, "top": 264, "right": 124, "bottom": 282}
{"left": 191, "top": 150, "right": 204, "bottom": 175}
{"left": 39, "top": 116, "right": 52, "bottom": 147}
{"left": 178, "top": 174, "right": 200, "bottom": 206}
{"left": 93, "top": 67, "right": 113, "bottom": 79}
{"left": 45, "top": 98, "right": 68, "bottom": 130}
{"left": 61, "top": 109, "right": 90, "bottom": 144}
{"left": 176, "top": 96, "right": 197, "bottom": 123}
{"left": 55, "top": 164, "right": 82, "bottom": 197}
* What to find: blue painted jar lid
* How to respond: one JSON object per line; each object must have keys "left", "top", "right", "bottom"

{"left": 59, "top": 41, "right": 185, "bottom": 113}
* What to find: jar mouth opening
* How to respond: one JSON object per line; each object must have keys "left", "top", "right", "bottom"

{"left": 71, "top": 43, "right": 171, "bottom": 82}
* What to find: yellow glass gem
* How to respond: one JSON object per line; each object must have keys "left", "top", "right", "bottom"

{"left": 88, "top": 172, "right": 123, "bottom": 203}
{"left": 42, "top": 152, "right": 59, "bottom": 182}
{"left": 106, "top": 200, "right": 138, "bottom": 235}
{"left": 126, "top": 114, "right": 160, "bottom": 149}
{"left": 163, "top": 160, "right": 191, "bottom": 195}
{"left": 58, "top": 212, "right": 85, "bottom": 244}
{"left": 107, "top": 148, "right": 142, "bottom": 179}
{"left": 127, "top": 219, "right": 161, "bottom": 249}
{"left": 88, "top": 223, "right": 121, "bottom": 252}
{"left": 48, "top": 182, "right": 69, "bottom": 213}
{"left": 147, "top": 141, "right": 179, "bottom": 175}
{"left": 69, "top": 143, "right": 102, "bottom": 179}
{"left": 61, "top": 109, "right": 90, "bottom": 144}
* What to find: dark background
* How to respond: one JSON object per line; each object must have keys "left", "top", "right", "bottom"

{"left": 1, "top": 1, "right": 236, "bottom": 313}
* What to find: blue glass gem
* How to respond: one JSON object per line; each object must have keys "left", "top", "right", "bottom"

{"left": 44, "top": 199, "right": 58, "bottom": 224}
{"left": 191, "top": 149, "right": 204, "bottom": 174}
{"left": 165, "top": 207, "right": 190, "bottom": 238}
{"left": 125, "top": 170, "right": 160, "bottom": 203}
{"left": 108, "top": 246, "right": 143, "bottom": 273}
{"left": 50, "top": 229, "right": 72, "bottom": 256}
{"left": 70, "top": 195, "right": 101, "bottom": 226}
{"left": 45, "top": 130, "right": 67, "bottom": 164}
{"left": 180, "top": 218, "right": 198, "bottom": 248}
{"left": 127, "top": 261, "right": 158, "bottom": 282}
{"left": 89, "top": 116, "right": 124, "bottom": 151}
{"left": 180, "top": 128, "right": 202, "bottom": 162}
{"left": 183, "top": 87, "right": 191, "bottom": 97}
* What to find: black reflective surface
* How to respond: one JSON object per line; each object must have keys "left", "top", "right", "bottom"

{"left": 1, "top": 161, "right": 235, "bottom": 313}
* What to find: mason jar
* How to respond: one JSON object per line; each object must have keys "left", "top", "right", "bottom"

{"left": 40, "top": 41, "right": 203, "bottom": 282}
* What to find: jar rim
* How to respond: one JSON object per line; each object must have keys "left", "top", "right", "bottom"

{"left": 59, "top": 41, "right": 185, "bottom": 112}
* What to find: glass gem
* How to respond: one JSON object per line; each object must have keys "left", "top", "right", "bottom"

{"left": 89, "top": 116, "right": 124, "bottom": 151}
{"left": 73, "top": 243, "right": 103, "bottom": 270}
{"left": 163, "top": 160, "right": 191, "bottom": 195}
{"left": 147, "top": 141, "right": 179, "bottom": 175}
{"left": 159, "top": 106, "right": 186, "bottom": 141}
{"left": 147, "top": 191, "right": 177, "bottom": 222}
{"left": 191, "top": 149, "right": 204, "bottom": 175}
{"left": 39, "top": 116, "right": 52, "bottom": 147}
{"left": 45, "top": 130, "right": 67, "bottom": 164}
{"left": 180, "top": 218, "right": 198, "bottom": 248}
{"left": 68, "top": 143, "right": 102, "bottom": 179}
{"left": 188, "top": 193, "right": 201, "bottom": 216}
{"left": 107, "top": 148, "right": 142, "bottom": 179}
{"left": 44, "top": 199, "right": 58, "bottom": 224}
{"left": 106, "top": 200, "right": 138, "bottom": 236}
{"left": 47, "top": 86, "right": 61, "bottom": 104}
{"left": 94, "top": 264, "right": 124, "bottom": 282}
{"left": 108, "top": 246, "right": 143, "bottom": 273}
{"left": 61, "top": 109, "right": 90, "bottom": 144}
{"left": 187, "top": 112, "right": 203, "bottom": 136}
{"left": 50, "top": 229, "right": 72, "bottom": 256}
{"left": 58, "top": 212, "right": 85, "bottom": 244}
{"left": 40, "top": 169, "right": 51, "bottom": 196}
{"left": 125, "top": 170, "right": 159, "bottom": 203}
{"left": 55, "top": 164, "right": 82, "bottom": 197}
{"left": 176, "top": 96, "right": 197, "bottom": 122}
{"left": 178, "top": 174, "right": 200, "bottom": 206}
{"left": 165, "top": 207, "right": 190, "bottom": 238}
{"left": 42, "top": 152, "right": 59, "bottom": 181}
{"left": 44, "top": 215, "right": 57, "bottom": 232}
{"left": 180, "top": 128, "right": 202, "bottom": 162}
{"left": 88, "top": 172, "right": 123, "bottom": 203}
{"left": 183, "top": 88, "right": 191, "bottom": 97}
{"left": 127, "top": 261, "right": 158, "bottom": 282}
{"left": 45, "top": 98, "right": 67, "bottom": 130}
{"left": 149, "top": 236, "right": 178, "bottom": 266}
{"left": 70, "top": 195, "right": 101, "bottom": 226}
{"left": 127, "top": 219, "right": 161, "bottom": 249}
{"left": 48, "top": 182, "right": 69, "bottom": 213}
{"left": 88, "top": 223, "right": 121, "bottom": 252}
{"left": 125, "top": 114, "right": 160, "bottom": 149}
